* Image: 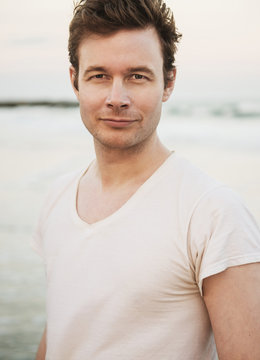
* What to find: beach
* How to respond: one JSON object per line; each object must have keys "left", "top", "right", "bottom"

{"left": 0, "top": 101, "right": 260, "bottom": 359}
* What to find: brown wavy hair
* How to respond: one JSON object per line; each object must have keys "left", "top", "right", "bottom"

{"left": 68, "top": 0, "right": 182, "bottom": 89}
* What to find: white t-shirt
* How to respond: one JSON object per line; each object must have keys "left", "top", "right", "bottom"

{"left": 32, "top": 153, "right": 260, "bottom": 360}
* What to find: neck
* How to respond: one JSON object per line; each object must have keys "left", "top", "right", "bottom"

{"left": 92, "top": 132, "right": 171, "bottom": 188}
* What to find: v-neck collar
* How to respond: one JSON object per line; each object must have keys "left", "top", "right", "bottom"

{"left": 71, "top": 152, "right": 176, "bottom": 231}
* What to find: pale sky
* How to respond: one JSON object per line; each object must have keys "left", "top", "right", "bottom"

{"left": 1, "top": 0, "right": 260, "bottom": 101}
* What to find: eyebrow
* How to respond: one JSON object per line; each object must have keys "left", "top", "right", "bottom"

{"left": 83, "top": 66, "right": 107, "bottom": 78}
{"left": 83, "top": 66, "right": 155, "bottom": 78}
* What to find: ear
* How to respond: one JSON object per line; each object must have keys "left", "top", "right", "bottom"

{"left": 162, "top": 68, "right": 176, "bottom": 102}
{"left": 69, "top": 66, "right": 79, "bottom": 99}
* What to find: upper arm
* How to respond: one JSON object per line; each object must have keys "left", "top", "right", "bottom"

{"left": 35, "top": 327, "right": 47, "bottom": 360}
{"left": 203, "top": 263, "right": 260, "bottom": 360}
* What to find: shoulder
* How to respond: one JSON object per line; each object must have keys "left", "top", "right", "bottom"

{"left": 166, "top": 154, "right": 224, "bottom": 220}
{"left": 39, "top": 168, "right": 84, "bottom": 225}
{"left": 168, "top": 156, "right": 260, "bottom": 289}
{"left": 171, "top": 155, "right": 221, "bottom": 192}
{"left": 165, "top": 154, "right": 257, "bottom": 224}
{"left": 32, "top": 168, "right": 85, "bottom": 258}
{"left": 188, "top": 184, "right": 260, "bottom": 294}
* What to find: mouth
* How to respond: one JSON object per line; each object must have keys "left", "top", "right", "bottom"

{"left": 100, "top": 118, "right": 137, "bottom": 128}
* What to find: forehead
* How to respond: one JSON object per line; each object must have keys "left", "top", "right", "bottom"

{"left": 77, "top": 27, "right": 164, "bottom": 72}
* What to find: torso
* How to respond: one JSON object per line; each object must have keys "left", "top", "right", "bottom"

{"left": 40, "top": 154, "right": 222, "bottom": 359}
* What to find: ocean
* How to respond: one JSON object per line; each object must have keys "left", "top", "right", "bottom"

{"left": 0, "top": 100, "right": 260, "bottom": 359}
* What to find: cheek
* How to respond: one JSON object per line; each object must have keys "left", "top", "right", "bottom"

{"left": 136, "top": 90, "right": 163, "bottom": 116}
{"left": 78, "top": 95, "right": 97, "bottom": 130}
{"left": 79, "top": 92, "right": 102, "bottom": 114}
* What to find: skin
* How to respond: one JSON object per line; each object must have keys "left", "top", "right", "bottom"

{"left": 71, "top": 27, "right": 174, "bottom": 153}
{"left": 203, "top": 263, "right": 260, "bottom": 359}
{"left": 70, "top": 27, "right": 175, "bottom": 224}
{"left": 36, "top": 26, "right": 260, "bottom": 359}
{"left": 35, "top": 327, "right": 46, "bottom": 360}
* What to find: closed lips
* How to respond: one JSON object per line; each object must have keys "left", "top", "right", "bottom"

{"left": 101, "top": 118, "right": 136, "bottom": 122}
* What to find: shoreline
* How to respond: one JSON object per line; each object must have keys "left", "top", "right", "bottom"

{"left": 0, "top": 100, "right": 78, "bottom": 108}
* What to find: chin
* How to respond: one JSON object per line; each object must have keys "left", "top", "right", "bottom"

{"left": 94, "top": 132, "right": 151, "bottom": 152}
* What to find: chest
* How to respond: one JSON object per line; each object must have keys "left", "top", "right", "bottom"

{"left": 76, "top": 180, "right": 141, "bottom": 225}
{"left": 44, "top": 187, "right": 197, "bottom": 305}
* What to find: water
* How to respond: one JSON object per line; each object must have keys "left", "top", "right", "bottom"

{"left": 0, "top": 101, "right": 260, "bottom": 359}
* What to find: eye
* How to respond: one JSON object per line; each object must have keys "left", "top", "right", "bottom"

{"left": 132, "top": 74, "right": 146, "bottom": 80}
{"left": 88, "top": 74, "right": 106, "bottom": 81}
{"left": 94, "top": 74, "right": 104, "bottom": 79}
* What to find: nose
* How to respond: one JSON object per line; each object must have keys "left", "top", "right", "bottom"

{"left": 105, "top": 79, "right": 130, "bottom": 109}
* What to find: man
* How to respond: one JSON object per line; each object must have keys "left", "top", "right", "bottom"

{"left": 33, "top": 0, "right": 260, "bottom": 359}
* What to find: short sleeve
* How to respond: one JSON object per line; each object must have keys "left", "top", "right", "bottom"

{"left": 188, "top": 186, "right": 260, "bottom": 296}
{"left": 31, "top": 216, "right": 45, "bottom": 258}
{"left": 30, "top": 178, "right": 64, "bottom": 259}
{"left": 31, "top": 188, "right": 53, "bottom": 260}
{"left": 30, "top": 169, "right": 82, "bottom": 260}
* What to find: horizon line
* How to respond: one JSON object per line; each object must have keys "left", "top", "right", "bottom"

{"left": 0, "top": 100, "right": 79, "bottom": 108}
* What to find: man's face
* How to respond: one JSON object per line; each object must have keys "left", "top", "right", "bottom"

{"left": 70, "top": 27, "right": 175, "bottom": 150}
